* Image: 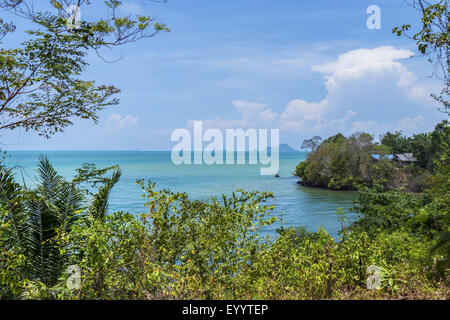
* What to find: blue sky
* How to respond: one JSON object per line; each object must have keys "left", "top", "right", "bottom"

{"left": 1, "top": 0, "right": 446, "bottom": 150}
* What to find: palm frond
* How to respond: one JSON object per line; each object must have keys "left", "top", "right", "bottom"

{"left": 0, "top": 164, "right": 26, "bottom": 249}
{"left": 26, "top": 194, "right": 61, "bottom": 284}
{"left": 21, "top": 157, "right": 85, "bottom": 285}
{"left": 89, "top": 168, "right": 122, "bottom": 221}
{"left": 36, "top": 156, "right": 63, "bottom": 201}
{"left": 2, "top": 157, "right": 119, "bottom": 287}
{"left": 55, "top": 182, "right": 85, "bottom": 233}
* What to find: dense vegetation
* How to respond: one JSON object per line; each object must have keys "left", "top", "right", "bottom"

{"left": 0, "top": 150, "right": 448, "bottom": 299}
{"left": 294, "top": 121, "right": 449, "bottom": 191}
{"left": 0, "top": 0, "right": 448, "bottom": 300}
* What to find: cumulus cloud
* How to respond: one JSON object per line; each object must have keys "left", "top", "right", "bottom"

{"left": 103, "top": 114, "right": 139, "bottom": 132}
{"left": 187, "top": 46, "right": 440, "bottom": 139}
{"left": 187, "top": 100, "right": 277, "bottom": 131}
{"left": 312, "top": 46, "right": 413, "bottom": 77}
{"left": 310, "top": 46, "right": 430, "bottom": 105}
{"left": 351, "top": 115, "right": 426, "bottom": 137}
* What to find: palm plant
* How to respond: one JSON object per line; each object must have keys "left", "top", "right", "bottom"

{"left": 88, "top": 168, "right": 122, "bottom": 221}
{"left": 25, "top": 157, "right": 84, "bottom": 285}
{"left": 0, "top": 156, "right": 121, "bottom": 288}
{"left": 0, "top": 164, "right": 26, "bottom": 252}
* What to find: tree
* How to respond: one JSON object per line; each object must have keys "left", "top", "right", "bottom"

{"left": 429, "top": 119, "right": 450, "bottom": 156}
{"left": 393, "top": 0, "right": 449, "bottom": 114}
{"left": 294, "top": 132, "right": 402, "bottom": 190}
{"left": 0, "top": 157, "right": 84, "bottom": 287}
{"left": 410, "top": 133, "right": 432, "bottom": 168}
{"left": 325, "top": 133, "right": 346, "bottom": 144}
{"left": 409, "top": 120, "right": 449, "bottom": 169}
{"left": 0, "top": 156, "right": 121, "bottom": 292}
{"left": 380, "top": 131, "right": 411, "bottom": 154}
{"left": 346, "top": 133, "right": 374, "bottom": 182}
{"left": 301, "top": 136, "right": 322, "bottom": 151}
{"left": 0, "top": 16, "right": 14, "bottom": 39}
{"left": 0, "top": 1, "right": 169, "bottom": 137}
{"left": 0, "top": 1, "right": 170, "bottom": 48}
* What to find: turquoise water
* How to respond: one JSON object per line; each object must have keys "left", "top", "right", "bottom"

{"left": 4, "top": 151, "right": 358, "bottom": 238}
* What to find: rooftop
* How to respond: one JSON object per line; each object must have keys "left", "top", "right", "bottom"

{"left": 394, "top": 153, "right": 418, "bottom": 162}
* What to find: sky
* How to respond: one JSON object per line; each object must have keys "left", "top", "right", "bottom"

{"left": 1, "top": 0, "right": 447, "bottom": 151}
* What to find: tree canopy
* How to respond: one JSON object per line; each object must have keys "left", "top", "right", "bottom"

{"left": 0, "top": 0, "right": 169, "bottom": 137}
{"left": 393, "top": 0, "right": 449, "bottom": 113}
{"left": 295, "top": 121, "right": 450, "bottom": 190}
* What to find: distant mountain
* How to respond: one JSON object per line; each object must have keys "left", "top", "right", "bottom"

{"left": 267, "top": 143, "right": 298, "bottom": 152}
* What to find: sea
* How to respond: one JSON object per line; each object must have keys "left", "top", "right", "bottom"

{"left": 4, "top": 151, "right": 359, "bottom": 238}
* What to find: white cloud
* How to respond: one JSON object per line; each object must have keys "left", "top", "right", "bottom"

{"left": 186, "top": 46, "right": 440, "bottom": 139}
{"left": 312, "top": 46, "right": 413, "bottom": 75}
{"left": 351, "top": 120, "right": 380, "bottom": 132}
{"left": 120, "top": 2, "right": 142, "bottom": 15}
{"left": 103, "top": 114, "right": 139, "bottom": 132}
{"left": 280, "top": 99, "right": 327, "bottom": 121}
{"left": 311, "top": 46, "right": 431, "bottom": 104}
{"left": 232, "top": 100, "right": 278, "bottom": 124}
{"left": 350, "top": 115, "right": 426, "bottom": 136}
{"left": 187, "top": 100, "right": 277, "bottom": 130}
{"left": 397, "top": 115, "right": 426, "bottom": 132}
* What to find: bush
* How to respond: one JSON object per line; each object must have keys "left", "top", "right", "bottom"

{"left": 1, "top": 157, "right": 448, "bottom": 300}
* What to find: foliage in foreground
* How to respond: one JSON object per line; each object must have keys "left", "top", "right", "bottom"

{"left": 0, "top": 155, "right": 448, "bottom": 300}
{"left": 0, "top": 157, "right": 121, "bottom": 298}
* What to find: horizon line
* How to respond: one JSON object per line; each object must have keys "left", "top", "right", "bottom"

{"left": 3, "top": 150, "right": 304, "bottom": 152}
